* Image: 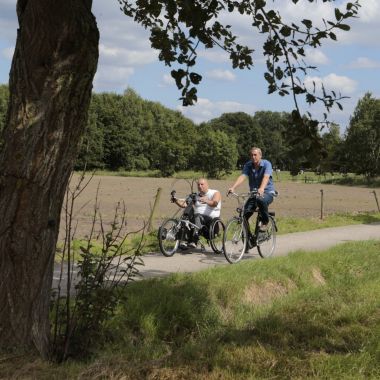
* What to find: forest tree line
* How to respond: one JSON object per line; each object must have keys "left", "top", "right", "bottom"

{"left": 0, "top": 85, "right": 379, "bottom": 178}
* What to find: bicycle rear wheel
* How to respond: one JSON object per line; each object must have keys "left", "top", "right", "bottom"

{"left": 257, "top": 216, "right": 276, "bottom": 258}
{"left": 223, "top": 218, "right": 247, "bottom": 264}
{"left": 158, "top": 218, "right": 180, "bottom": 256}
{"left": 209, "top": 218, "right": 225, "bottom": 254}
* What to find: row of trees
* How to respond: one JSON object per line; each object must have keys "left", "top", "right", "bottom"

{"left": 0, "top": 85, "right": 379, "bottom": 178}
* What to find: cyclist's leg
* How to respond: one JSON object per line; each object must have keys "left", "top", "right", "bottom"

{"left": 256, "top": 193, "right": 274, "bottom": 226}
{"left": 201, "top": 214, "right": 213, "bottom": 237}
{"left": 191, "top": 213, "right": 207, "bottom": 245}
{"left": 243, "top": 197, "right": 256, "bottom": 233}
{"left": 192, "top": 213, "right": 214, "bottom": 244}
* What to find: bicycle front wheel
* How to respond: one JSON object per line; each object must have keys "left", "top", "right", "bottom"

{"left": 223, "top": 218, "right": 248, "bottom": 264}
{"left": 158, "top": 218, "right": 180, "bottom": 257}
{"left": 209, "top": 218, "right": 225, "bottom": 254}
{"left": 257, "top": 216, "right": 276, "bottom": 258}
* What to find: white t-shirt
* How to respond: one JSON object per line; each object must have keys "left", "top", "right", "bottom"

{"left": 194, "top": 189, "right": 221, "bottom": 218}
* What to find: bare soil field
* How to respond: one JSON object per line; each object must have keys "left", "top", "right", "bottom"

{"left": 61, "top": 174, "right": 380, "bottom": 239}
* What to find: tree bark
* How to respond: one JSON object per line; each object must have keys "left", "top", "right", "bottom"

{"left": 0, "top": 0, "right": 98, "bottom": 357}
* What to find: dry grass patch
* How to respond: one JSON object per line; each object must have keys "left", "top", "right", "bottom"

{"left": 311, "top": 267, "right": 326, "bottom": 286}
{"left": 243, "top": 279, "right": 296, "bottom": 305}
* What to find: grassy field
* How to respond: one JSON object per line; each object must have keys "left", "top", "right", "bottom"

{"left": 2, "top": 240, "right": 379, "bottom": 379}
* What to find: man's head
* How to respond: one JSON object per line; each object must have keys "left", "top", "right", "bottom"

{"left": 197, "top": 178, "right": 209, "bottom": 195}
{"left": 249, "top": 147, "right": 262, "bottom": 166}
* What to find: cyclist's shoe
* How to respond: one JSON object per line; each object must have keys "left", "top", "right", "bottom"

{"left": 179, "top": 242, "right": 189, "bottom": 250}
{"left": 188, "top": 242, "right": 197, "bottom": 249}
{"left": 259, "top": 224, "right": 268, "bottom": 232}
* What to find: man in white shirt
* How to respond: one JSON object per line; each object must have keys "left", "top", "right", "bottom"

{"left": 172, "top": 178, "right": 221, "bottom": 249}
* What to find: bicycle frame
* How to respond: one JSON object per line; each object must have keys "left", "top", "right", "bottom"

{"left": 223, "top": 190, "right": 277, "bottom": 263}
{"left": 230, "top": 191, "right": 262, "bottom": 247}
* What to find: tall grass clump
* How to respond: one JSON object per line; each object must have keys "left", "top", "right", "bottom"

{"left": 51, "top": 172, "right": 144, "bottom": 362}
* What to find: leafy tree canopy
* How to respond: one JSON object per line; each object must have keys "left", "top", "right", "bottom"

{"left": 119, "top": 0, "right": 360, "bottom": 127}
{"left": 344, "top": 93, "right": 380, "bottom": 178}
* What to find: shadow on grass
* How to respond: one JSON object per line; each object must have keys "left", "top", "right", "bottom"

{"left": 350, "top": 213, "right": 380, "bottom": 224}
{"left": 112, "top": 271, "right": 378, "bottom": 379}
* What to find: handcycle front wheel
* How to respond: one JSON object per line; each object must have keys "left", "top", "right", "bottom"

{"left": 257, "top": 216, "right": 276, "bottom": 258}
{"left": 223, "top": 218, "right": 248, "bottom": 264}
{"left": 158, "top": 218, "right": 180, "bottom": 257}
{"left": 209, "top": 218, "right": 225, "bottom": 254}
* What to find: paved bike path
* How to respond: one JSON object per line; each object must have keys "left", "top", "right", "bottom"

{"left": 138, "top": 223, "right": 380, "bottom": 279}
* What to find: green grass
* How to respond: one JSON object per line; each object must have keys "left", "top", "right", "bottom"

{"left": 3, "top": 240, "right": 380, "bottom": 379}
{"left": 277, "top": 211, "right": 380, "bottom": 234}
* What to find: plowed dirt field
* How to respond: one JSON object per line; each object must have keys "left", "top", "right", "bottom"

{"left": 60, "top": 175, "right": 379, "bottom": 240}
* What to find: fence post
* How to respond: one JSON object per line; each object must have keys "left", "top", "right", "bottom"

{"left": 147, "top": 188, "right": 162, "bottom": 232}
{"left": 320, "top": 189, "right": 324, "bottom": 220}
{"left": 372, "top": 190, "right": 380, "bottom": 212}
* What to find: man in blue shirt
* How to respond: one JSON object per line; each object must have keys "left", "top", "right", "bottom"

{"left": 228, "top": 147, "right": 276, "bottom": 231}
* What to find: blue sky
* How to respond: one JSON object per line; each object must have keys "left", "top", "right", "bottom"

{"left": 1, "top": 0, "right": 379, "bottom": 132}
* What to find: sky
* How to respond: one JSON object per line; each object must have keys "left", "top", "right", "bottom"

{"left": 1, "top": 0, "right": 380, "bottom": 133}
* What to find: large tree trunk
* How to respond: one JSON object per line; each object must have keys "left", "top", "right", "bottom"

{"left": 0, "top": 0, "right": 98, "bottom": 357}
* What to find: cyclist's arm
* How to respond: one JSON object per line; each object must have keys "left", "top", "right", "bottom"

{"left": 258, "top": 174, "right": 270, "bottom": 196}
{"left": 200, "top": 190, "right": 221, "bottom": 207}
{"left": 173, "top": 198, "right": 187, "bottom": 208}
{"left": 228, "top": 174, "right": 247, "bottom": 193}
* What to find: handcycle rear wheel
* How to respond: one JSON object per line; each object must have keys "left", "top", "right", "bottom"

{"left": 223, "top": 218, "right": 247, "bottom": 264}
{"left": 209, "top": 218, "right": 225, "bottom": 254}
{"left": 158, "top": 218, "right": 180, "bottom": 257}
{"left": 257, "top": 216, "right": 276, "bottom": 258}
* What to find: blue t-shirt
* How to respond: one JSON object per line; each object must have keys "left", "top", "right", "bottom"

{"left": 242, "top": 159, "right": 275, "bottom": 193}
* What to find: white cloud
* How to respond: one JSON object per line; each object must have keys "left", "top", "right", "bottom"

{"left": 198, "top": 50, "right": 229, "bottom": 63}
{"left": 160, "top": 73, "right": 175, "bottom": 87}
{"left": 99, "top": 44, "right": 157, "bottom": 66}
{"left": 177, "top": 98, "right": 256, "bottom": 124}
{"left": 93, "top": 66, "right": 135, "bottom": 93}
{"left": 305, "top": 49, "right": 329, "bottom": 65}
{"left": 337, "top": 0, "right": 380, "bottom": 46}
{"left": 356, "top": 0, "right": 380, "bottom": 23}
{"left": 305, "top": 73, "right": 357, "bottom": 95}
{"left": 275, "top": 1, "right": 336, "bottom": 29}
{"left": 206, "top": 69, "right": 236, "bottom": 81}
{"left": 347, "top": 57, "right": 380, "bottom": 69}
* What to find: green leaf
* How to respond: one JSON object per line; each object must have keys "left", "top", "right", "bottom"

{"left": 336, "top": 24, "right": 350, "bottom": 31}
{"left": 335, "top": 8, "right": 343, "bottom": 21}
{"left": 301, "top": 19, "right": 313, "bottom": 29}
{"left": 280, "top": 25, "right": 292, "bottom": 37}
{"left": 189, "top": 72, "right": 202, "bottom": 85}
{"left": 275, "top": 67, "right": 283, "bottom": 80}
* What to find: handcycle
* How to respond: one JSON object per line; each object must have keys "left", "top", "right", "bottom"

{"left": 158, "top": 190, "right": 225, "bottom": 256}
{"left": 223, "top": 189, "right": 278, "bottom": 264}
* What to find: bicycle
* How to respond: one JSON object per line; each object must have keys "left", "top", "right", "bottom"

{"left": 223, "top": 190, "right": 278, "bottom": 264}
{"left": 158, "top": 190, "right": 225, "bottom": 257}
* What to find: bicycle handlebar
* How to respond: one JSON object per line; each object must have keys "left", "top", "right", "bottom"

{"left": 170, "top": 190, "right": 199, "bottom": 204}
{"left": 227, "top": 189, "right": 258, "bottom": 199}
{"left": 227, "top": 189, "right": 278, "bottom": 198}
